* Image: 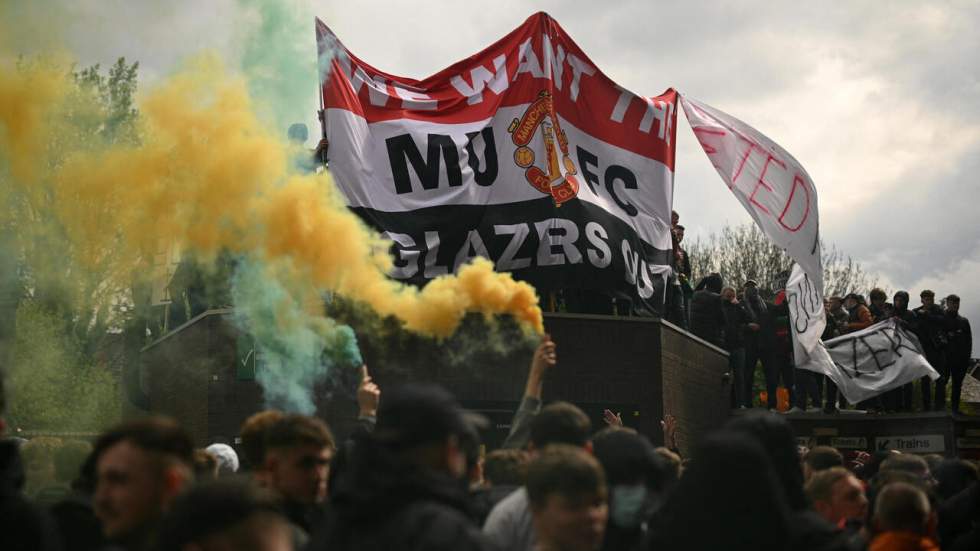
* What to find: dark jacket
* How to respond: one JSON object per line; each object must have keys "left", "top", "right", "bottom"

{"left": 722, "top": 300, "right": 756, "bottom": 351}
{"left": 945, "top": 312, "right": 972, "bottom": 366}
{"left": 310, "top": 433, "right": 492, "bottom": 551}
{"left": 1, "top": 440, "right": 63, "bottom": 551}
{"left": 691, "top": 275, "right": 726, "bottom": 347}
{"left": 912, "top": 304, "right": 948, "bottom": 352}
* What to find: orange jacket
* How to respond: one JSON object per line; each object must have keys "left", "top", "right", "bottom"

{"left": 869, "top": 531, "right": 939, "bottom": 551}
{"left": 845, "top": 304, "right": 874, "bottom": 333}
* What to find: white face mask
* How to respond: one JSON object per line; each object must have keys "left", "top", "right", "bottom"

{"left": 610, "top": 484, "right": 648, "bottom": 527}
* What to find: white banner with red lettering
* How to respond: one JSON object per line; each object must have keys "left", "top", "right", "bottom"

{"left": 680, "top": 97, "right": 821, "bottom": 289}
{"left": 317, "top": 12, "right": 678, "bottom": 314}
{"left": 682, "top": 98, "right": 936, "bottom": 401}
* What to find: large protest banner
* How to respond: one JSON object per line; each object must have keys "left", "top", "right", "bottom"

{"left": 682, "top": 97, "right": 939, "bottom": 402}
{"left": 316, "top": 12, "right": 677, "bottom": 314}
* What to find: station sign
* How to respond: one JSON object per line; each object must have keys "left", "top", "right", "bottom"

{"left": 874, "top": 435, "right": 945, "bottom": 453}
{"left": 831, "top": 437, "right": 867, "bottom": 449}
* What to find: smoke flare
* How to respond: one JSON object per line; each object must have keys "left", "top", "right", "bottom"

{"left": 0, "top": 57, "right": 543, "bottom": 339}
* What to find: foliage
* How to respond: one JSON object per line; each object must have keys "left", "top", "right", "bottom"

{"left": 5, "top": 301, "right": 121, "bottom": 432}
{"left": 685, "top": 223, "right": 878, "bottom": 298}
{"left": 2, "top": 57, "right": 141, "bottom": 355}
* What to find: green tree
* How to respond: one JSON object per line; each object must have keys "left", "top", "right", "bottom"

{"left": 1, "top": 58, "right": 142, "bottom": 431}
{"left": 5, "top": 301, "right": 121, "bottom": 432}
{"left": 686, "top": 222, "right": 878, "bottom": 298}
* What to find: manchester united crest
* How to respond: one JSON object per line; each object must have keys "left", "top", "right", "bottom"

{"left": 507, "top": 91, "right": 580, "bottom": 206}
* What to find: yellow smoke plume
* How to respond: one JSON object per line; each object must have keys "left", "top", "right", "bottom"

{"left": 0, "top": 56, "right": 543, "bottom": 337}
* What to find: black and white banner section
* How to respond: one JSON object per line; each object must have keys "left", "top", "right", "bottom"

{"left": 796, "top": 314, "right": 940, "bottom": 405}
{"left": 317, "top": 12, "right": 678, "bottom": 313}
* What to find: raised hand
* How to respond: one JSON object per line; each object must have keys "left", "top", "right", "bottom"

{"left": 357, "top": 364, "right": 380, "bottom": 418}
{"left": 602, "top": 409, "right": 624, "bottom": 428}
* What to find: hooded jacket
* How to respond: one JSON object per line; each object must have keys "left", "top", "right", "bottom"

{"left": 690, "top": 274, "right": 725, "bottom": 347}
{"left": 309, "top": 433, "right": 491, "bottom": 551}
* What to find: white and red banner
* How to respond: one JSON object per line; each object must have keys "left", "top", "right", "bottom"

{"left": 317, "top": 12, "right": 678, "bottom": 313}
{"left": 682, "top": 97, "right": 938, "bottom": 401}
{"left": 680, "top": 97, "right": 821, "bottom": 289}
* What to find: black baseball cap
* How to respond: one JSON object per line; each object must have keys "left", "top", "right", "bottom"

{"left": 375, "top": 383, "right": 488, "bottom": 447}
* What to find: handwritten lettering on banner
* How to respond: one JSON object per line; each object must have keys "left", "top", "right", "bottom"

{"left": 680, "top": 97, "right": 821, "bottom": 289}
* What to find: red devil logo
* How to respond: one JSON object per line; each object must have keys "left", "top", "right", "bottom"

{"left": 507, "top": 91, "right": 580, "bottom": 206}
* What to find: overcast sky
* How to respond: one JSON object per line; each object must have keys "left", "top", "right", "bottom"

{"left": 15, "top": 0, "right": 980, "bottom": 354}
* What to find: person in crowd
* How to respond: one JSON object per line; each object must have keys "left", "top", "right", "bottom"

{"left": 591, "top": 428, "right": 670, "bottom": 551}
{"left": 721, "top": 286, "right": 758, "bottom": 408}
{"left": 742, "top": 279, "right": 770, "bottom": 408}
{"left": 527, "top": 445, "right": 608, "bottom": 551}
{"left": 239, "top": 410, "right": 285, "bottom": 481}
{"left": 891, "top": 291, "right": 918, "bottom": 411}
{"left": 311, "top": 383, "right": 493, "bottom": 551}
{"left": 192, "top": 449, "right": 218, "bottom": 480}
{"left": 262, "top": 414, "right": 335, "bottom": 536}
{"left": 153, "top": 479, "right": 293, "bottom": 551}
{"left": 821, "top": 298, "right": 845, "bottom": 413}
{"left": 880, "top": 454, "right": 931, "bottom": 480}
{"left": 842, "top": 293, "right": 874, "bottom": 334}
{"left": 672, "top": 224, "right": 693, "bottom": 328}
{"left": 484, "top": 400, "right": 593, "bottom": 551}
{"left": 803, "top": 446, "right": 844, "bottom": 482}
{"left": 690, "top": 273, "right": 726, "bottom": 348}
{"left": 931, "top": 459, "right": 977, "bottom": 502}
{"left": 869, "top": 288, "right": 894, "bottom": 321}
{"left": 647, "top": 432, "right": 792, "bottom": 551}
{"left": 806, "top": 467, "right": 869, "bottom": 532}
{"left": 944, "top": 294, "right": 972, "bottom": 415}
{"left": 92, "top": 417, "right": 195, "bottom": 551}
{"left": 914, "top": 290, "right": 949, "bottom": 411}
{"left": 204, "top": 442, "right": 239, "bottom": 476}
{"left": 868, "top": 482, "right": 939, "bottom": 551}
{"left": 828, "top": 296, "right": 849, "bottom": 333}
{"left": 1, "top": 369, "right": 64, "bottom": 551}
{"left": 472, "top": 449, "right": 529, "bottom": 524}
{"left": 768, "top": 281, "right": 798, "bottom": 411}
{"left": 499, "top": 336, "right": 558, "bottom": 450}
{"left": 726, "top": 412, "right": 858, "bottom": 550}
{"left": 50, "top": 447, "right": 104, "bottom": 551}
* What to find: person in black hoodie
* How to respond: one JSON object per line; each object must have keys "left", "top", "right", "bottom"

{"left": 690, "top": 273, "right": 726, "bottom": 348}
{"left": 891, "top": 291, "right": 917, "bottom": 411}
{"left": 914, "top": 290, "right": 949, "bottom": 411}
{"left": 944, "top": 295, "right": 973, "bottom": 415}
{"left": 310, "top": 383, "right": 493, "bottom": 551}
{"left": 646, "top": 431, "right": 793, "bottom": 551}
{"left": 725, "top": 411, "right": 860, "bottom": 551}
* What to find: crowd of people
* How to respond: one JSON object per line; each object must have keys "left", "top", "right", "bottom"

{"left": 3, "top": 336, "right": 979, "bottom": 551}
{"left": 667, "top": 210, "right": 974, "bottom": 416}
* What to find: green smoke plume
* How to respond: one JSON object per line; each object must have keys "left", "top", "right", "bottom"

{"left": 231, "top": 257, "right": 361, "bottom": 414}
{"left": 238, "top": 0, "right": 319, "bottom": 135}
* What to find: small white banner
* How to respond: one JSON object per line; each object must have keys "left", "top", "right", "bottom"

{"left": 798, "top": 318, "right": 939, "bottom": 404}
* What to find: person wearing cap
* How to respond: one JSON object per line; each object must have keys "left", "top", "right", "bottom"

{"left": 944, "top": 294, "right": 972, "bottom": 415}
{"left": 311, "top": 383, "right": 493, "bottom": 551}
{"left": 913, "top": 290, "right": 949, "bottom": 411}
